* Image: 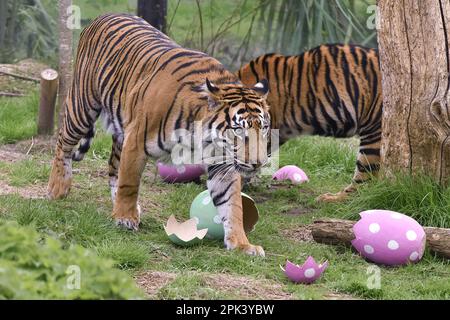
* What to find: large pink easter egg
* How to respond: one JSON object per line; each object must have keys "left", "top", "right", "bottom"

{"left": 351, "top": 210, "right": 426, "bottom": 266}
{"left": 157, "top": 163, "right": 205, "bottom": 183}
{"left": 272, "top": 165, "right": 309, "bottom": 184}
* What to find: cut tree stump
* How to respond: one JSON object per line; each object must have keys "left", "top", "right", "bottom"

{"left": 38, "top": 69, "right": 58, "bottom": 135}
{"left": 311, "top": 218, "right": 450, "bottom": 259}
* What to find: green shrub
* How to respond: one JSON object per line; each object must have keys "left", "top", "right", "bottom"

{"left": 0, "top": 221, "right": 144, "bottom": 299}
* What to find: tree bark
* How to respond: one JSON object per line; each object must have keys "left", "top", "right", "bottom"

{"left": 137, "top": 0, "right": 167, "bottom": 33}
{"left": 57, "top": 0, "right": 73, "bottom": 134}
{"left": 38, "top": 69, "right": 58, "bottom": 135}
{"left": 311, "top": 218, "right": 450, "bottom": 259}
{"left": 377, "top": 0, "right": 450, "bottom": 184}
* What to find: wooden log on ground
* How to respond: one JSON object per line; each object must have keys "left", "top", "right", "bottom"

{"left": 0, "top": 92, "right": 25, "bottom": 97}
{"left": 311, "top": 218, "right": 450, "bottom": 259}
{"left": 37, "top": 69, "right": 58, "bottom": 135}
{"left": 0, "top": 70, "right": 40, "bottom": 82}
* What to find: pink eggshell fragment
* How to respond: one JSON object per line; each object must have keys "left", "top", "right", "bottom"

{"left": 282, "top": 256, "right": 328, "bottom": 284}
{"left": 157, "top": 163, "right": 205, "bottom": 183}
{"left": 272, "top": 165, "right": 309, "bottom": 184}
{"left": 351, "top": 210, "right": 426, "bottom": 266}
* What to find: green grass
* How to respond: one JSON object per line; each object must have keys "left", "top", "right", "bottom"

{"left": 335, "top": 174, "right": 450, "bottom": 228}
{"left": 0, "top": 95, "right": 449, "bottom": 299}
{"left": 0, "top": 91, "right": 39, "bottom": 144}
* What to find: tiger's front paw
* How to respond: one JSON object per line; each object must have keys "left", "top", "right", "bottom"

{"left": 113, "top": 205, "right": 141, "bottom": 231}
{"left": 225, "top": 234, "right": 265, "bottom": 257}
{"left": 47, "top": 158, "right": 72, "bottom": 200}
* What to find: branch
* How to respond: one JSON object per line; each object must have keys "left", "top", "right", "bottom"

{"left": 0, "top": 70, "right": 40, "bottom": 83}
{"left": 0, "top": 92, "right": 25, "bottom": 97}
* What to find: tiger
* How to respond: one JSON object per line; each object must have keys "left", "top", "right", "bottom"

{"left": 237, "top": 44, "right": 382, "bottom": 202}
{"left": 47, "top": 13, "right": 271, "bottom": 257}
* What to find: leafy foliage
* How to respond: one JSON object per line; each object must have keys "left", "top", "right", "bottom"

{"left": 1, "top": 0, "right": 377, "bottom": 69}
{"left": 0, "top": 0, "right": 57, "bottom": 64}
{"left": 256, "top": 0, "right": 377, "bottom": 54}
{"left": 165, "top": 0, "right": 377, "bottom": 69}
{"left": 0, "top": 221, "right": 144, "bottom": 299}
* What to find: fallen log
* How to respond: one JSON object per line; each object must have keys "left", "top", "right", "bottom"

{"left": 0, "top": 70, "right": 40, "bottom": 82}
{"left": 0, "top": 92, "right": 25, "bottom": 97}
{"left": 311, "top": 218, "right": 450, "bottom": 259}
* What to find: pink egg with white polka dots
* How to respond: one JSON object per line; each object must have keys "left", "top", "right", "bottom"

{"left": 157, "top": 163, "right": 205, "bottom": 183}
{"left": 351, "top": 210, "right": 426, "bottom": 266}
{"left": 272, "top": 165, "right": 309, "bottom": 184}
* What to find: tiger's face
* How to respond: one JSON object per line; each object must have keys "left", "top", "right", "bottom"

{"left": 203, "top": 78, "right": 271, "bottom": 176}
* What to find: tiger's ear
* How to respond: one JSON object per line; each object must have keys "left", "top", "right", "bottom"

{"left": 252, "top": 79, "right": 269, "bottom": 98}
{"left": 204, "top": 78, "right": 222, "bottom": 109}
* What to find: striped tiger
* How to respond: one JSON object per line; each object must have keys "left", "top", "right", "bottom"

{"left": 238, "top": 44, "right": 382, "bottom": 201}
{"left": 47, "top": 14, "right": 270, "bottom": 256}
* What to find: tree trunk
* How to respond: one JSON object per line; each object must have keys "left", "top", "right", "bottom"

{"left": 57, "top": 0, "right": 73, "bottom": 134}
{"left": 38, "top": 69, "right": 59, "bottom": 135}
{"left": 137, "top": 0, "right": 167, "bottom": 33}
{"left": 0, "top": 0, "right": 7, "bottom": 47}
{"left": 377, "top": 0, "right": 450, "bottom": 184}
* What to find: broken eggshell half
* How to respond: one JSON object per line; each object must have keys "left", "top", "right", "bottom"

{"left": 272, "top": 165, "right": 309, "bottom": 184}
{"left": 281, "top": 256, "right": 328, "bottom": 284}
{"left": 190, "top": 191, "right": 259, "bottom": 240}
{"left": 164, "top": 215, "right": 208, "bottom": 246}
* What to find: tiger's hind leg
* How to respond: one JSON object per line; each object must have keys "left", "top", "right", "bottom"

{"left": 317, "top": 129, "right": 381, "bottom": 203}
{"left": 47, "top": 90, "right": 100, "bottom": 199}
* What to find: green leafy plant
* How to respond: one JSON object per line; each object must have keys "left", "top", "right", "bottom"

{"left": 0, "top": 221, "right": 144, "bottom": 299}
{"left": 256, "top": 0, "right": 377, "bottom": 54}
{"left": 0, "top": 0, "right": 57, "bottom": 64}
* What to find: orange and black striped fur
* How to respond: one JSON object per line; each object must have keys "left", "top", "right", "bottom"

{"left": 238, "top": 44, "right": 382, "bottom": 201}
{"left": 47, "top": 14, "right": 270, "bottom": 256}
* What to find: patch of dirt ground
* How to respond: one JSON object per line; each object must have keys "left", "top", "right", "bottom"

{"left": 0, "top": 148, "right": 26, "bottom": 162}
{"left": 202, "top": 274, "right": 293, "bottom": 300}
{"left": 135, "top": 271, "right": 358, "bottom": 300}
{"left": 281, "top": 207, "right": 313, "bottom": 215}
{"left": 135, "top": 271, "right": 177, "bottom": 298}
{"left": 1, "top": 137, "right": 55, "bottom": 156}
{"left": 324, "top": 292, "right": 359, "bottom": 300}
{"left": 135, "top": 271, "right": 293, "bottom": 300}
{"left": 282, "top": 225, "right": 313, "bottom": 242}
{"left": 0, "top": 179, "right": 46, "bottom": 199}
{"left": 0, "top": 180, "right": 47, "bottom": 199}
